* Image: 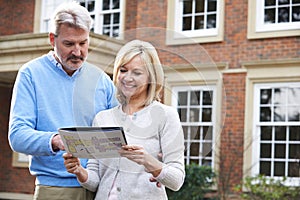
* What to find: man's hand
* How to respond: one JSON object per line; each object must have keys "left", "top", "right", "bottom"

{"left": 51, "top": 134, "right": 65, "bottom": 151}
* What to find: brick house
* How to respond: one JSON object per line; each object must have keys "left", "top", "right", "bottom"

{"left": 0, "top": 0, "right": 299, "bottom": 199}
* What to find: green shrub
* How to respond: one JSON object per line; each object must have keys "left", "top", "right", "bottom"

{"left": 235, "top": 174, "right": 300, "bottom": 200}
{"left": 167, "top": 163, "right": 216, "bottom": 200}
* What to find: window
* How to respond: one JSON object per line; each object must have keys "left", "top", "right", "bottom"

{"left": 97, "top": 0, "right": 122, "bottom": 37}
{"left": 40, "top": 0, "right": 65, "bottom": 32}
{"left": 248, "top": 0, "right": 300, "bottom": 39}
{"left": 252, "top": 82, "right": 300, "bottom": 186}
{"left": 167, "top": 0, "right": 224, "bottom": 45}
{"left": 39, "top": 0, "right": 124, "bottom": 37}
{"left": 173, "top": 86, "right": 216, "bottom": 166}
{"left": 181, "top": 0, "right": 217, "bottom": 33}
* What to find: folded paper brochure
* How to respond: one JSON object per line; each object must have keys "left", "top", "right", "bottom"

{"left": 59, "top": 127, "right": 127, "bottom": 159}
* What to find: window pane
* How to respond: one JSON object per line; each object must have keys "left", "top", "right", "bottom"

{"left": 190, "top": 159, "right": 200, "bottom": 165}
{"left": 112, "top": 0, "right": 120, "bottom": 9}
{"left": 275, "top": 126, "right": 286, "bottom": 141}
{"left": 289, "top": 126, "right": 300, "bottom": 141}
{"left": 190, "top": 142, "right": 200, "bottom": 156}
{"left": 87, "top": 1, "right": 95, "bottom": 12}
{"left": 288, "top": 106, "right": 300, "bottom": 121}
{"left": 195, "top": 16, "right": 204, "bottom": 29}
{"left": 274, "top": 106, "right": 286, "bottom": 122}
{"left": 288, "top": 87, "right": 300, "bottom": 105}
{"left": 293, "top": 0, "right": 300, "bottom": 3}
{"left": 260, "top": 89, "right": 272, "bottom": 104}
{"left": 288, "top": 162, "right": 300, "bottom": 177}
{"left": 260, "top": 107, "right": 271, "bottom": 121}
{"left": 183, "top": 0, "right": 193, "bottom": 14}
{"left": 183, "top": 17, "right": 192, "bottom": 30}
{"left": 190, "top": 91, "right": 200, "bottom": 105}
{"left": 195, "top": 0, "right": 204, "bottom": 13}
{"left": 183, "top": 126, "right": 188, "bottom": 139}
{"left": 202, "top": 108, "right": 212, "bottom": 122}
{"left": 203, "top": 126, "right": 212, "bottom": 140}
{"left": 274, "top": 88, "right": 286, "bottom": 104}
{"left": 265, "top": 0, "right": 276, "bottom": 6}
{"left": 191, "top": 126, "right": 200, "bottom": 140}
{"left": 103, "top": 26, "right": 110, "bottom": 35}
{"left": 104, "top": 14, "right": 111, "bottom": 25}
{"left": 279, "top": 0, "right": 290, "bottom": 5}
{"left": 260, "top": 161, "right": 271, "bottom": 176}
{"left": 203, "top": 142, "right": 212, "bottom": 157}
{"left": 102, "top": 0, "right": 110, "bottom": 10}
{"left": 274, "top": 162, "right": 285, "bottom": 176}
{"left": 289, "top": 144, "right": 299, "bottom": 158}
{"left": 265, "top": 8, "right": 276, "bottom": 23}
{"left": 274, "top": 144, "right": 286, "bottom": 158}
{"left": 203, "top": 91, "right": 213, "bottom": 105}
{"left": 112, "top": 26, "right": 119, "bottom": 37}
{"left": 178, "top": 108, "right": 187, "bottom": 122}
{"left": 178, "top": 91, "right": 188, "bottom": 105}
{"left": 260, "top": 144, "right": 271, "bottom": 158}
{"left": 190, "top": 108, "right": 200, "bottom": 122}
{"left": 113, "top": 13, "right": 120, "bottom": 23}
{"left": 279, "top": 7, "right": 290, "bottom": 23}
{"left": 207, "top": 0, "right": 217, "bottom": 12}
{"left": 261, "top": 126, "right": 272, "bottom": 140}
{"left": 292, "top": 6, "right": 300, "bottom": 22}
{"left": 184, "top": 143, "right": 188, "bottom": 157}
{"left": 207, "top": 14, "right": 216, "bottom": 28}
{"left": 201, "top": 159, "right": 212, "bottom": 166}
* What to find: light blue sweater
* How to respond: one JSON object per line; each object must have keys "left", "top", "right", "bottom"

{"left": 8, "top": 51, "right": 118, "bottom": 187}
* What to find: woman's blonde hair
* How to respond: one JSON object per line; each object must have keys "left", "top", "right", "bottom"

{"left": 113, "top": 40, "right": 164, "bottom": 106}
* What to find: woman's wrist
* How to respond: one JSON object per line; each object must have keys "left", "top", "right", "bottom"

{"left": 76, "top": 166, "right": 88, "bottom": 183}
{"left": 144, "top": 155, "right": 163, "bottom": 177}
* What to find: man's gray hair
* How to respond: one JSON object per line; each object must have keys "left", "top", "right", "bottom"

{"left": 50, "top": 1, "right": 93, "bottom": 35}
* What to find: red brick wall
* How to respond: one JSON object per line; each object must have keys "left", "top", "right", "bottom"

{"left": 0, "top": 86, "right": 35, "bottom": 194}
{"left": 123, "top": 0, "right": 299, "bottom": 192}
{"left": 0, "top": 0, "right": 35, "bottom": 36}
{"left": 219, "top": 73, "right": 246, "bottom": 193}
{"left": 1, "top": 0, "right": 299, "bottom": 197}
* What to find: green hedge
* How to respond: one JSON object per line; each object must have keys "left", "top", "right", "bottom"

{"left": 235, "top": 175, "right": 300, "bottom": 200}
{"left": 167, "top": 163, "right": 216, "bottom": 200}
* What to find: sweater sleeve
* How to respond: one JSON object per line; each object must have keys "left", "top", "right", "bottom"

{"left": 8, "top": 68, "right": 57, "bottom": 156}
{"left": 79, "top": 159, "right": 100, "bottom": 192}
{"left": 155, "top": 105, "right": 185, "bottom": 191}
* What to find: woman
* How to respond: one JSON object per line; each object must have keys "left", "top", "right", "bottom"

{"left": 63, "top": 40, "right": 185, "bottom": 199}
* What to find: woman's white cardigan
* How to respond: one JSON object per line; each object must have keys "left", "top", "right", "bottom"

{"left": 80, "top": 101, "right": 185, "bottom": 200}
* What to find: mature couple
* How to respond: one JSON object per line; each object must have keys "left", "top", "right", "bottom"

{"left": 8, "top": 2, "right": 185, "bottom": 200}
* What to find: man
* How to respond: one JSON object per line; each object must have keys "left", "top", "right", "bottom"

{"left": 8, "top": 2, "right": 117, "bottom": 199}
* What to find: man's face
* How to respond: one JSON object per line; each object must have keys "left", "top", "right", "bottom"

{"left": 49, "top": 24, "right": 89, "bottom": 75}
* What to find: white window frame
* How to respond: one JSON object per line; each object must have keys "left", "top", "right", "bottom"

{"left": 248, "top": 0, "right": 300, "bottom": 39}
{"left": 40, "top": 0, "right": 70, "bottom": 33}
{"left": 256, "top": 0, "right": 300, "bottom": 32}
{"left": 172, "top": 85, "right": 217, "bottom": 167}
{"left": 252, "top": 82, "right": 300, "bottom": 187}
{"left": 38, "top": 0, "right": 124, "bottom": 38}
{"left": 166, "top": 0, "right": 224, "bottom": 45}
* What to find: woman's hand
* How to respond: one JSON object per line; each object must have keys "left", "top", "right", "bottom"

{"left": 119, "top": 145, "right": 163, "bottom": 177}
{"left": 63, "top": 153, "right": 88, "bottom": 183}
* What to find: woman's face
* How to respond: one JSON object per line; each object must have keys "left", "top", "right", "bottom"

{"left": 117, "top": 55, "right": 149, "bottom": 103}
